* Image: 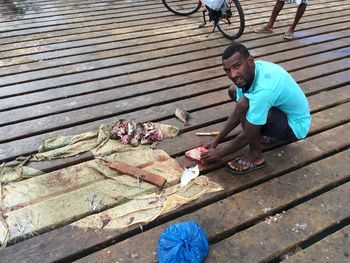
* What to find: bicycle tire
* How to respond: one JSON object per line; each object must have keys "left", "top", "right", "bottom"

{"left": 217, "top": 0, "right": 245, "bottom": 40}
{"left": 162, "top": 0, "right": 201, "bottom": 16}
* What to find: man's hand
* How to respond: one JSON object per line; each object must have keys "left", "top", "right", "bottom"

{"left": 201, "top": 148, "right": 222, "bottom": 164}
{"left": 202, "top": 140, "right": 218, "bottom": 149}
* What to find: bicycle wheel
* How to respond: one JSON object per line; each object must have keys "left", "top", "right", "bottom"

{"left": 162, "top": 0, "right": 201, "bottom": 16}
{"left": 217, "top": 0, "right": 245, "bottom": 40}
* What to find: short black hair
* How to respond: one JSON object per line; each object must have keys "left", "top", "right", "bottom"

{"left": 222, "top": 43, "right": 250, "bottom": 60}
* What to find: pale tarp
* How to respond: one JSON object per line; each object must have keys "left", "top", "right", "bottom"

{"left": 0, "top": 164, "right": 44, "bottom": 184}
{"left": 0, "top": 148, "right": 181, "bottom": 246}
{"left": 0, "top": 147, "right": 223, "bottom": 246}
{"left": 0, "top": 121, "right": 223, "bottom": 247}
{"left": 0, "top": 121, "right": 179, "bottom": 184}
{"left": 31, "top": 121, "right": 180, "bottom": 161}
{"left": 73, "top": 176, "right": 223, "bottom": 230}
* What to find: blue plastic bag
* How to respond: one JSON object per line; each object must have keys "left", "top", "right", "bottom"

{"left": 158, "top": 221, "right": 209, "bottom": 263}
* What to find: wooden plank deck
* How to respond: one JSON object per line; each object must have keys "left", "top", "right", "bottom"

{"left": 0, "top": 0, "right": 349, "bottom": 262}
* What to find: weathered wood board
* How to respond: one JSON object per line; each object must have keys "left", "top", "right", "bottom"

{"left": 0, "top": 0, "right": 349, "bottom": 262}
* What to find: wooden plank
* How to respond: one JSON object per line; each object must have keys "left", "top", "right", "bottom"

{"left": 2, "top": 6, "right": 348, "bottom": 59}
{"left": 307, "top": 86, "right": 350, "bottom": 113}
{"left": 0, "top": 89, "right": 229, "bottom": 143}
{"left": 0, "top": 0, "right": 270, "bottom": 31}
{"left": 162, "top": 90, "right": 350, "bottom": 133}
{"left": 75, "top": 149, "right": 350, "bottom": 263}
{"left": 0, "top": 75, "right": 229, "bottom": 124}
{"left": 2, "top": 31, "right": 348, "bottom": 118}
{"left": 0, "top": 0, "right": 337, "bottom": 42}
{"left": 1, "top": 57, "right": 348, "bottom": 144}
{"left": 0, "top": 1, "right": 169, "bottom": 28}
{"left": 1, "top": 41, "right": 348, "bottom": 122}
{"left": 1, "top": 120, "right": 349, "bottom": 262}
{"left": 0, "top": 16, "right": 346, "bottom": 74}
{"left": 284, "top": 225, "right": 350, "bottom": 262}
{"left": 0, "top": 77, "right": 349, "bottom": 164}
{"left": 1, "top": 55, "right": 348, "bottom": 130}
{"left": 0, "top": 0, "right": 151, "bottom": 18}
{"left": 2, "top": 12, "right": 348, "bottom": 77}
{"left": 20, "top": 97, "right": 350, "bottom": 175}
{"left": 1, "top": 33, "right": 348, "bottom": 94}
{"left": 0, "top": 0, "right": 344, "bottom": 50}
{"left": 1, "top": 3, "right": 347, "bottom": 64}
{"left": 299, "top": 71, "right": 350, "bottom": 95}
{"left": 2, "top": 0, "right": 273, "bottom": 31}
{"left": 1, "top": 26, "right": 348, "bottom": 106}
{"left": 206, "top": 183, "right": 350, "bottom": 262}
{"left": 291, "top": 58, "right": 350, "bottom": 83}
{"left": 1, "top": 6, "right": 348, "bottom": 68}
{"left": 0, "top": 4, "right": 187, "bottom": 39}
{"left": 0, "top": 1, "right": 349, "bottom": 259}
{"left": 23, "top": 98, "right": 350, "bottom": 174}
{"left": 0, "top": 21, "right": 348, "bottom": 105}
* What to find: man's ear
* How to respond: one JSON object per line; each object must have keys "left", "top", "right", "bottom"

{"left": 247, "top": 55, "right": 255, "bottom": 70}
{"left": 247, "top": 55, "right": 254, "bottom": 65}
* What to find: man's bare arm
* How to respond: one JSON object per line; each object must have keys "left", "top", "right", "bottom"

{"left": 210, "top": 104, "right": 241, "bottom": 148}
{"left": 219, "top": 121, "right": 261, "bottom": 157}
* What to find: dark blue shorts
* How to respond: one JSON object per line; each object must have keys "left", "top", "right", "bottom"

{"left": 260, "top": 107, "right": 298, "bottom": 142}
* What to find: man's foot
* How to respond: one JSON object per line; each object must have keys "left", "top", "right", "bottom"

{"left": 226, "top": 157, "right": 266, "bottom": 175}
{"left": 254, "top": 25, "right": 273, "bottom": 33}
{"left": 283, "top": 32, "right": 294, "bottom": 40}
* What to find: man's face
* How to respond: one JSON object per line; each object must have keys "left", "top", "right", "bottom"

{"left": 222, "top": 52, "right": 255, "bottom": 90}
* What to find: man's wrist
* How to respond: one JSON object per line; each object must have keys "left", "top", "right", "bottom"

{"left": 213, "top": 140, "right": 219, "bottom": 148}
{"left": 216, "top": 147, "right": 225, "bottom": 158}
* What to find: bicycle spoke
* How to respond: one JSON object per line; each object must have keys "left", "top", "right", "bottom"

{"left": 217, "top": 0, "right": 245, "bottom": 40}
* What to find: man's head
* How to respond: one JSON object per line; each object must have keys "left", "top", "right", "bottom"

{"left": 222, "top": 43, "right": 255, "bottom": 91}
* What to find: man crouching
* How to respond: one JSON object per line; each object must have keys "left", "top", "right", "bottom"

{"left": 201, "top": 43, "right": 311, "bottom": 174}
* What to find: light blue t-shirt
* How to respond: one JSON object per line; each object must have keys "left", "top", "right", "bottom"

{"left": 236, "top": 60, "right": 311, "bottom": 139}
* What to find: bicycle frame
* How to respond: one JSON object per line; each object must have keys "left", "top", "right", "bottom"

{"left": 199, "top": 0, "right": 233, "bottom": 33}
{"left": 162, "top": 0, "right": 244, "bottom": 40}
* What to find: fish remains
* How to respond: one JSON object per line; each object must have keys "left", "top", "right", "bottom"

{"left": 175, "top": 107, "right": 190, "bottom": 125}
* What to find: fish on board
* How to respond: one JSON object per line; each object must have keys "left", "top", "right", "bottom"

{"left": 185, "top": 147, "right": 209, "bottom": 162}
{"left": 175, "top": 107, "right": 190, "bottom": 125}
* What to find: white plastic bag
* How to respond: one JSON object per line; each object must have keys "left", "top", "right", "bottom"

{"left": 180, "top": 165, "right": 200, "bottom": 187}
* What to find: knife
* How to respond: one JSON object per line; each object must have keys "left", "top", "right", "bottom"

{"left": 195, "top": 131, "right": 220, "bottom": 136}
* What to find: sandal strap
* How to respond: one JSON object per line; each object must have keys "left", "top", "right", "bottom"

{"left": 236, "top": 159, "right": 257, "bottom": 168}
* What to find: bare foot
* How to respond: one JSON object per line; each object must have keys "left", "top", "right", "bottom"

{"left": 254, "top": 25, "right": 273, "bottom": 33}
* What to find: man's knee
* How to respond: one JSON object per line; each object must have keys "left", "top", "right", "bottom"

{"left": 228, "top": 85, "right": 236, "bottom": 101}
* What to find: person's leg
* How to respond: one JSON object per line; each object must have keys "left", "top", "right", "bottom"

{"left": 255, "top": 0, "right": 285, "bottom": 33}
{"left": 261, "top": 107, "right": 298, "bottom": 142}
{"left": 241, "top": 112, "right": 264, "bottom": 165}
{"left": 267, "top": 0, "right": 285, "bottom": 30}
{"left": 284, "top": 2, "right": 307, "bottom": 39}
{"left": 226, "top": 98, "right": 265, "bottom": 173}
